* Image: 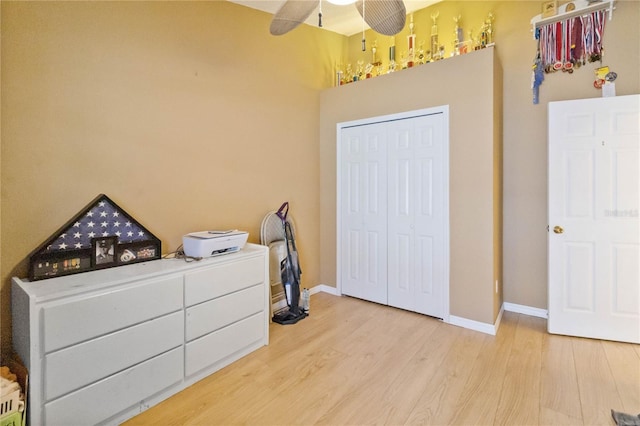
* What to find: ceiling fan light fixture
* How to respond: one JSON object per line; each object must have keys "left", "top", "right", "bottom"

{"left": 326, "top": 0, "right": 357, "bottom": 5}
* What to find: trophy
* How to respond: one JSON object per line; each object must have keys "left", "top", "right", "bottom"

{"left": 371, "top": 39, "right": 381, "bottom": 66}
{"left": 417, "top": 40, "right": 426, "bottom": 64}
{"left": 365, "top": 63, "right": 374, "bottom": 79}
{"left": 453, "top": 15, "right": 464, "bottom": 55}
{"left": 430, "top": 11, "right": 439, "bottom": 59}
{"left": 356, "top": 60, "right": 364, "bottom": 81}
{"left": 480, "top": 12, "right": 494, "bottom": 48}
{"left": 407, "top": 14, "right": 416, "bottom": 67}
{"left": 388, "top": 36, "right": 397, "bottom": 73}
{"left": 346, "top": 64, "right": 354, "bottom": 82}
{"left": 486, "top": 12, "right": 495, "bottom": 45}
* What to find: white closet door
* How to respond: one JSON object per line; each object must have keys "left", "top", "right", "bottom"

{"left": 340, "top": 123, "right": 388, "bottom": 304}
{"left": 387, "top": 113, "right": 446, "bottom": 318}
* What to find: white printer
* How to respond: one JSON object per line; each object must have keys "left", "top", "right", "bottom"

{"left": 182, "top": 230, "right": 249, "bottom": 258}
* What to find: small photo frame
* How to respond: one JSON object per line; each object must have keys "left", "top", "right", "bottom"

{"left": 116, "top": 242, "right": 160, "bottom": 264}
{"left": 92, "top": 236, "right": 117, "bottom": 267}
{"left": 542, "top": 0, "right": 558, "bottom": 18}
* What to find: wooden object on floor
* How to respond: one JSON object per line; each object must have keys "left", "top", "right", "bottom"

{"left": 124, "top": 292, "right": 640, "bottom": 426}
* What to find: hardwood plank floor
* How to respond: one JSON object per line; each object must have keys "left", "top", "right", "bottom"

{"left": 124, "top": 292, "right": 640, "bottom": 426}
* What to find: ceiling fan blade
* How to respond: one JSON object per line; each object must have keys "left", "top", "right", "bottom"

{"left": 355, "top": 0, "right": 406, "bottom": 36}
{"left": 270, "top": 0, "right": 318, "bottom": 35}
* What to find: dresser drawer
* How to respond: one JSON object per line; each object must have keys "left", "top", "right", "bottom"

{"left": 45, "top": 311, "right": 184, "bottom": 401}
{"left": 185, "top": 312, "right": 264, "bottom": 377}
{"left": 44, "top": 347, "right": 183, "bottom": 426}
{"left": 186, "top": 284, "right": 263, "bottom": 342}
{"left": 43, "top": 274, "right": 183, "bottom": 352}
{"left": 184, "top": 256, "right": 265, "bottom": 306}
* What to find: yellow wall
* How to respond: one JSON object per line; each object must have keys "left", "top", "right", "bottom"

{"left": 0, "top": 1, "right": 345, "bottom": 349}
{"left": 1, "top": 0, "right": 639, "bottom": 348}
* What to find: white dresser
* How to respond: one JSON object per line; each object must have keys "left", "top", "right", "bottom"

{"left": 12, "top": 243, "right": 269, "bottom": 426}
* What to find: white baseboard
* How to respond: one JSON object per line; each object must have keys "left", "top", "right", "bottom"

{"left": 448, "top": 314, "right": 500, "bottom": 336}
{"left": 309, "top": 284, "right": 339, "bottom": 296}
{"left": 503, "top": 302, "right": 548, "bottom": 319}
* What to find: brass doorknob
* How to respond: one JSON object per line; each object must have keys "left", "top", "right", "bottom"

{"left": 553, "top": 226, "right": 564, "bottom": 234}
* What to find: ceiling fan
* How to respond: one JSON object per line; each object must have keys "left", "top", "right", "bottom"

{"left": 270, "top": 0, "right": 407, "bottom": 40}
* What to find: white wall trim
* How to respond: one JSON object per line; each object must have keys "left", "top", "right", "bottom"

{"left": 503, "top": 302, "right": 548, "bottom": 319}
{"left": 448, "top": 314, "right": 499, "bottom": 336}
{"left": 310, "top": 284, "right": 339, "bottom": 296}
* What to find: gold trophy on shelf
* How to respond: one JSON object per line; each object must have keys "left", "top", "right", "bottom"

{"left": 430, "top": 11, "right": 439, "bottom": 60}
{"left": 369, "top": 39, "right": 381, "bottom": 77}
{"left": 407, "top": 14, "right": 416, "bottom": 67}
{"left": 479, "top": 12, "right": 495, "bottom": 48}
{"left": 388, "top": 36, "right": 397, "bottom": 73}
{"left": 453, "top": 15, "right": 466, "bottom": 55}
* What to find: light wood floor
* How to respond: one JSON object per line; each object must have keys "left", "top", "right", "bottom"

{"left": 125, "top": 292, "right": 640, "bottom": 426}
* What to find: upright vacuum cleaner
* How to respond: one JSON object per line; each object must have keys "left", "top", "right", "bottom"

{"left": 272, "top": 202, "right": 308, "bottom": 325}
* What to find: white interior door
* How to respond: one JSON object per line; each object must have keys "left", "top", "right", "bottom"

{"left": 339, "top": 122, "right": 388, "bottom": 304}
{"left": 548, "top": 94, "right": 640, "bottom": 344}
{"left": 387, "top": 114, "right": 447, "bottom": 318}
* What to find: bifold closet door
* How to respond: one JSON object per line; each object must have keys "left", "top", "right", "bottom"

{"left": 387, "top": 114, "right": 446, "bottom": 319}
{"left": 339, "top": 122, "right": 388, "bottom": 304}
{"left": 340, "top": 112, "right": 447, "bottom": 318}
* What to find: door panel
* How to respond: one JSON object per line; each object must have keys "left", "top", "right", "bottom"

{"left": 340, "top": 124, "right": 387, "bottom": 304}
{"left": 564, "top": 150, "right": 594, "bottom": 218}
{"left": 388, "top": 114, "right": 445, "bottom": 318}
{"left": 548, "top": 95, "right": 640, "bottom": 344}
{"left": 611, "top": 244, "right": 639, "bottom": 315}
{"left": 564, "top": 242, "right": 595, "bottom": 312}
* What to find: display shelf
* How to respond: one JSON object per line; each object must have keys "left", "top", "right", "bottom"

{"left": 530, "top": 0, "right": 615, "bottom": 38}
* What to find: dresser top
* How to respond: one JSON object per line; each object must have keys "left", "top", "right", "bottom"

{"left": 13, "top": 243, "right": 267, "bottom": 302}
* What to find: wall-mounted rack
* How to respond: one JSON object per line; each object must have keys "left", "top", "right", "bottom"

{"left": 530, "top": 0, "right": 615, "bottom": 39}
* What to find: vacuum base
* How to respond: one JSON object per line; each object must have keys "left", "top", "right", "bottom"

{"left": 272, "top": 309, "right": 308, "bottom": 325}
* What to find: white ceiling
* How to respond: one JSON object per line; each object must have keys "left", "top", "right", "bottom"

{"left": 228, "top": 0, "right": 440, "bottom": 36}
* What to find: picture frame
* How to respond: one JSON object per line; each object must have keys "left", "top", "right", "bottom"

{"left": 116, "top": 241, "right": 159, "bottom": 264}
{"left": 92, "top": 236, "right": 117, "bottom": 267}
{"left": 542, "top": 0, "right": 558, "bottom": 18}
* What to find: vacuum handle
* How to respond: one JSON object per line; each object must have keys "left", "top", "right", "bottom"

{"left": 276, "top": 202, "right": 289, "bottom": 223}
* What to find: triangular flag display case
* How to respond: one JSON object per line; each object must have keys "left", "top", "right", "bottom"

{"left": 28, "top": 194, "right": 161, "bottom": 281}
